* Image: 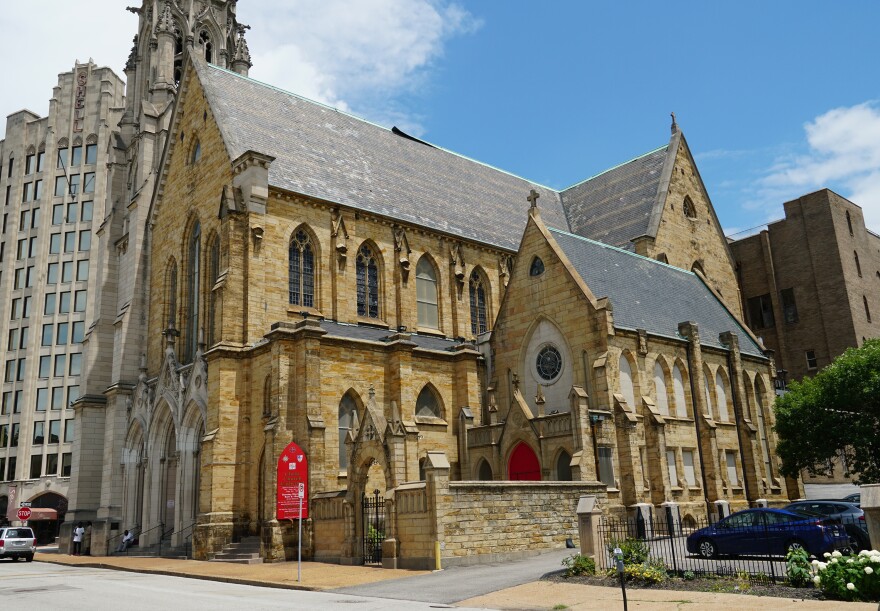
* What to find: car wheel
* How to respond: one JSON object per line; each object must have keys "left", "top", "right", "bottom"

{"left": 698, "top": 538, "right": 717, "bottom": 559}
{"left": 25, "top": 554, "right": 33, "bottom": 563}
{"left": 786, "top": 539, "right": 807, "bottom": 555}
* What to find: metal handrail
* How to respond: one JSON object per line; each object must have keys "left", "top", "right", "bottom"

{"left": 159, "top": 522, "right": 195, "bottom": 557}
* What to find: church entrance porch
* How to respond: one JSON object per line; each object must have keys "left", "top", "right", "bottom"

{"left": 362, "top": 489, "right": 385, "bottom": 565}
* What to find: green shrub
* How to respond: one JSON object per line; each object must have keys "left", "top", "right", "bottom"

{"left": 607, "top": 537, "right": 650, "bottom": 566}
{"left": 561, "top": 553, "right": 596, "bottom": 577}
{"left": 813, "top": 550, "right": 880, "bottom": 602}
{"left": 682, "top": 570, "right": 695, "bottom": 581}
{"left": 619, "top": 559, "right": 667, "bottom": 585}
{"left": 786, "top": 547, "right": 812, "bottom": 587}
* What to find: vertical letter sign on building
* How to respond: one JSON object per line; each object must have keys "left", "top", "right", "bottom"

{"left": 277, "top": 441, "right": 309, "bottom": 520}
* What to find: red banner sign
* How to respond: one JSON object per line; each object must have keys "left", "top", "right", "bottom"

{"left": 276, "top": 440, "right": 309, "bottom": 520}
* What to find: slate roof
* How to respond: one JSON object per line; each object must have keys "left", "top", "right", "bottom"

{"left": 195, "top": 62, "right": 568, "bottom": 251}
{"left": 320, "top": 320, "right": 469, "bottom": 352}
{"left": 560, "top": 147, "right": 669, "bottom": 250}
{"left": 548, "top": 227, "right": 765, "bottom": 357}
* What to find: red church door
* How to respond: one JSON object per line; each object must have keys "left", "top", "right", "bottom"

{"left": 508, "top": 442, "right": 541, "bottom": 480}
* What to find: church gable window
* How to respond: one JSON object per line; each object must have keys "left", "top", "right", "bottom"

{"left": 683, "top": 196, "right": 697, "bottom": 219}
{"left": 469, "top": 269, "right": 488, "bottom": 335}
{"left": 672, "top": 363, "right": 688, "bottom": 418}
{"left": 184, "top": 221, "right": 201, "bottom": 362}
{"left": 415, "top": 386, "right": 442, "bottom": 420}
{"left": 289, "top": 229, "right": 315, "bottom": 308}
{"left": 536, "top": 345, "right": 562, "bottom": 383}
{"left": 529, "top": 256, "right": 545, "bottom": 276}
{"left": 356, "top": 243, "right": 380, "bottom": 318}
{"left": 415, "top": 256, "right": 439, "bottom": 329}
{"left": 190, "top": 138, "right": 201, "bottom": 164}
{"left": 714, "top": 369, "right": 730, "bottom": 421}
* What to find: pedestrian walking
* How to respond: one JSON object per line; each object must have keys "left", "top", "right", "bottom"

{"left": 72, "top": 522, "right": 85, "bottom": 555}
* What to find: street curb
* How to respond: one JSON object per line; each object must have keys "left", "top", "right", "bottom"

{"left": 35, "top": 558, "right": 319, "bottom": 592}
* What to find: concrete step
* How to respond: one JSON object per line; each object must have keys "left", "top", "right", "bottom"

{"left": 211, "top": 557, "right": 264, "bottom": 565}
{"left": 210, "top": 536, "right": 263, "bottom": 564}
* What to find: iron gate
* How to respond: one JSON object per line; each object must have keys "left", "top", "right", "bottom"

{"left": 362, "top": 489, "right": 385, "bottom": 565}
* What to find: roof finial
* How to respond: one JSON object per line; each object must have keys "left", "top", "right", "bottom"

{"left": 670, "top": 111, "right": 679, "bottom": 134}
{"left": 527, "top": 189, "right": 540, "bottom": 209}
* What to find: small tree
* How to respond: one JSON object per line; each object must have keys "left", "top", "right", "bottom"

{"left": 775, "top": 339, "right": 880, "bottom": 484}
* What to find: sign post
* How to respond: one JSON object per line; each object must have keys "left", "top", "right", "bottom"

{"left": 297, "top": 482, "right": 304, "bottom": 582}
{"left": 276, "top": 441, "right": 309, "bottom": 582}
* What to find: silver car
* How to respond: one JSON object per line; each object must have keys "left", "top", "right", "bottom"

{"left": 0, "top": 527, "right": 36, "bottom": 562}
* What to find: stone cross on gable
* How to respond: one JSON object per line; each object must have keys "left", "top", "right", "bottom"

{"left": 527, "top": 189, "right": 540, "bottom": 208}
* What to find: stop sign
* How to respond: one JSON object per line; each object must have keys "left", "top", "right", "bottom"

{"left": 16, "top": 507, "right": 31, "bottom": 521}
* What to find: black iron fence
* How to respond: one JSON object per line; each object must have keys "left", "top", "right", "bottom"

{"left": 362, "top": 489, "right": 385, "bottom": 566}
{"left": 597, "top": 512, "right": 791, "bottom": 582}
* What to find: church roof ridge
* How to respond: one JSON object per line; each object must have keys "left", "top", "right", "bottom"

{"left": 560, "top": 143, "right": 668, "bottom": 193}
{"left": 201, "top": 62, "right": 560, "bottom": 193}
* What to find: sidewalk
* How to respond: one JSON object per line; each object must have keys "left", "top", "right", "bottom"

{"left": 35, "top": 552, "right": 877, "bottom": 610}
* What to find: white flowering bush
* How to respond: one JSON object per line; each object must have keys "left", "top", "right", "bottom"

{"left": 812, "top": 549, "right": 880, "bottom": 601}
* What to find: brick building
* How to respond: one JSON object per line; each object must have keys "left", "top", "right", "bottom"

{"left": 730, "top": 189, "right": 880, "bottom": 492}
{"left": 0, "top": 62, "right": 125, "bottom": 541}
{"left": 40, "top": 0, "right": 800, "bottom": 564}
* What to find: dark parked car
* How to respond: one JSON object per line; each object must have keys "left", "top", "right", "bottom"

{"left": 786, "top": 500, "right": 870, "bottom": 552}
{"left": 686, "top": 508, "right": 849, "bottom": 559}
{"left": 0, "top": 527, "right": 36, "bottom": 562}
{"left": 844, "top": 493, "right": 861, "bottom": 505}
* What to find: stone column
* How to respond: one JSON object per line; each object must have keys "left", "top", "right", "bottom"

{"left": 424, "top": 451, "right": 451, "bottom": 569}
{"left": 576, "top": 495, "right": 606, "bottom": 569}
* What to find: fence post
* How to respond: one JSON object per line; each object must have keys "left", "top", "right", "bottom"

{"left": 576, "top": 496, "right": 606, "bottom": 569}
{"left": 664, "top": 504, "right": 679, "bottom": 575}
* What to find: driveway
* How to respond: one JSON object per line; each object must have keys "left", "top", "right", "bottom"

{"left": 331, "top": 548, "right": 572, "bottom": 604}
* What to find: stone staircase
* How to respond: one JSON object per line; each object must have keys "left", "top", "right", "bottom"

{"left": 210, "top": 536, "right": 263, "bottom": 564}
{"left": 113, "top": 538, "right": 190, "bottom": 559}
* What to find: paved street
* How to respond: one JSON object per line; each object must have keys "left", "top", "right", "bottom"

{"left": 0, "top": 561, "right": 486, "bottom": 611}
{"left": 332, "top": 548, "right": 572, "bottom": 603}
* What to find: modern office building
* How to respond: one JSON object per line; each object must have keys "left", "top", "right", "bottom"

{"left": 0, "top": 62, "right": 125, "bottom": 541}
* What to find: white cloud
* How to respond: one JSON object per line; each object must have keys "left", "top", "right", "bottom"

{"left": 759, "top": 102, "right": 880, "bottom": 230}
{"left": 0, "top": 1, "right": 479, "bottom": 136}
{"left": 245, "top": 0, "right": 481, "bottom": 133}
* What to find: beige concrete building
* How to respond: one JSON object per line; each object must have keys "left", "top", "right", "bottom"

{"left": 0, "top": 62, "right": 125, "bottom": 542}
{"left": 730, "top": 189, "right": 880, "bottom": 494}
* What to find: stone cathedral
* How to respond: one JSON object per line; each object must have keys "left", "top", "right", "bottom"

{"left": 60, "top": 0, "right": 801, "bottom": 565}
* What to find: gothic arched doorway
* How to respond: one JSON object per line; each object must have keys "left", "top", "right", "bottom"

{"left": 508, "top": 442, "right": 541, "bottom": 480}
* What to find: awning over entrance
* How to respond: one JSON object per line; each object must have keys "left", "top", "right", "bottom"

{"left": 26, "top": 508, "right": 58, "bottom": 521}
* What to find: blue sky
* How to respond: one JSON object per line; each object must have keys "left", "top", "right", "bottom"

{"left": 3, "top": 1, "right": 880, "bottom": 235}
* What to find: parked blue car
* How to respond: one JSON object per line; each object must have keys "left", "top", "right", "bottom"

{"left": 686, "top": 508, "right": 849, "bottom": 558}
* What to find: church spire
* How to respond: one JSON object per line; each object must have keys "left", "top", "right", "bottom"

{"left": 155, "top": 0, "right": 175, "bottom": 36}
{"left": 232, "top": 25, "right": 252, "bottom": 76}
{"left": 670, "top": 111, "right": 680, "bottom": 134}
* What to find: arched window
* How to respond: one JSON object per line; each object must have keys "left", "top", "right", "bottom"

{"left": 529, "top": 256, "right": 545, "bottom": 276}
{"left": 754, "top": 378, "right": 774, "bottom": 480}
{"left": 185, "top": 221, "right": 201, "bottom": 362}
{"left": 415, "top": 386, "right": 441, "bottom": 419}
{"left": 262, "top": 376, "right": 271, "bottom": 417}
{"left": 703, "top": 371, "right": 714, "bottom": 418}
{"left": 289, "top": 229, "right": 315, "bottom": 308}
{"left": 166, "top": 259, "right": 178, "bottom": 330}
{"left": 338, "top": 394, "right": 358, "bottom": 470}
{"left": 476, "top": 459, "right": 493, "bottom": 481}
{"left": 199, "top": 30, "right": 213, "bottom": 64}
{"left": 715, "top": 370, "right": 730, "bottom": 421}
{"left": 672, "top": 364, "right": 688, "bottom": 418}
{"left": 356, "top": 244, "right": 380, "bottom": 318}
{"left": 415, "top": 257, "right": 439, "bottom": 329}
{"left": 191, "top": 138, "right": 201, "bottom": 164}
{"left": 692, "top": 261, "right": 705, "bottom": 276}
{"left": 207, "top": 235, "right": 220, "bottom": 346}
{"left": 618, "top": 354, "right": 636, "bottom": 410}
{"left": 656, "top": 253, "right": 669, "bottom": 264}
{"left": 846, "top": 210, "right": 854, "bottom": 236}
{"left": 556, "top": 450, "right": 572, "bottom": 481}
{"left": 653, "top": 362, "right": 669, "bottom": 416}
{"left": 855, "top": 251, "right": 862, "bottom": 277}
{"left": 683, "top": 196, "right": 697, "bottom": 219}
{"left": 469, "top": 269, "right": 487, "bottom": 335}
{"left": 865, "top": 296, "right": 872, "bottom": 323}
